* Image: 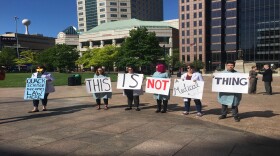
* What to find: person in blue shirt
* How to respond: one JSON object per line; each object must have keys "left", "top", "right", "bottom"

{"left": 152, "top": 64, "right": 170, "bottom": 113}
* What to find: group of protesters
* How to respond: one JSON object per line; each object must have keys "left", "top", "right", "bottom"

{"left": 12, "top": 61, "right": 273, "bottom": 122}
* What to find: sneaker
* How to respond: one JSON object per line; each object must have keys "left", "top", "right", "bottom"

{"left": 196, "top": 112, "right": 203, "bottom": 117}
{"left": 219, "top": 115, "right": 226, "bottom": 120}
{"left": 155, "top": 110, "right": 161, "bottom": 113}
{"left": 135, "top": 107, "right": 141, "bottom": 111}
{"left": 234, "top": 116, "right": 240, "bottom": 122}
{"left": 161, "top": 110, "right": 167, "bottom": 113}
{"left": 125, "top": 107, "right": 132, "bottom": 110}
{"left": 182, "top": 111, "right": 189, "bottom": 115}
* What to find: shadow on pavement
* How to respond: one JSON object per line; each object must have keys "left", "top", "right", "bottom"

{"left": 0, "top": 104, "right": 93, "bottom": 125}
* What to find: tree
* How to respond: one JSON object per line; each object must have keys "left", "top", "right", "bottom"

{"left": 164, "top": 48, "right": 180, "bottom": 71}
{"left": 191, "top": 60, "right": 205, "bottom": 70}
{"left": 14, "top": 50, "right": 39, "bottom": 72}
{"left": 0, "top": 47, "right": 17, "bottom": 67}
{"left": 116, "top": 27, "right": 163, "bottom": 68}
{"left": 76, "top": 45, "right": 120, "bottom": 71}
{"left": 38, "top": 44, "right": 79, "bottom": 72}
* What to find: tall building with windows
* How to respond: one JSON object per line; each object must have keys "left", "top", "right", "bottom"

{"left": 77, "top": 0, "right": 163, "bottom": 32}
{"left": 239, "top": 0, "right": 280, "bottom": 67}
{"left": 179, "top": 0, "right": 209, "bottom": 68}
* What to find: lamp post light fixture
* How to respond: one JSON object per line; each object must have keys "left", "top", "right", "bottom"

{"left": 14, "top": 16, "right": 20, "bottom": 71}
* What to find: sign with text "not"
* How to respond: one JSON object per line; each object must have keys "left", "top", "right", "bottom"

{"left": 145, "top": 77, "right": 171, "bottom": 95}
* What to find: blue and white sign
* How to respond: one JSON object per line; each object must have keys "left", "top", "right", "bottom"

{"left": 24, "top": 78, "right": 46, "bottom": 100}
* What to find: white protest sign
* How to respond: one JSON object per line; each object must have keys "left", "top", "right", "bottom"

{"left": 173, "top": 79, "right": 204, "bottom": 99}
{"left": 212, "top": 73, "right": 249, "bottom": 93}
{"left": 24, "top": 78, "right": 46, "bottom": 100}
{"left": 145, "top": 77, "right": 171, "bottom": 95}
{"left": 117, "top": 73, "right": 144, "bottom": 90}
{"left": 85, "top": 78, "right": 112, "bottom": 93}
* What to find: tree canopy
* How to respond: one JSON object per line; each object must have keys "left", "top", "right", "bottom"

{"left": 0, "top": 47, "right": 17, "bottom": 67}
{"left": 115, "top": 27, "right": 164, "bottom": 68}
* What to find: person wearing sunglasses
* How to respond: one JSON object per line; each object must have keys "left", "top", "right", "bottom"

{"left": 29, "top": 65, "right": 55, "bottom": 113}
{"left": 124, "top": 66, "right": 143, "bottom": 111}
{"left": 93, "top": 67, "right": 112, "bottom": 110}
{"left": 181, "top": 65, "right": 204, "bottom": 117}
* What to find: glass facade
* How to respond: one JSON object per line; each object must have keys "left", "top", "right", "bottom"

{"left": 85, "top": 0, "right": 98, "bottom": 31}
{"left": 239, "top": 0, "right": 280, "bottom": 67}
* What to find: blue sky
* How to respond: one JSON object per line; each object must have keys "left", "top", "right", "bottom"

{"left": 0, "top": 0, "right": 178, "bottom": 38}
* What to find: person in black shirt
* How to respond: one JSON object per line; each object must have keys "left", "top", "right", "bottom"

{"left": 262, "top": 64, "right": 273, "bottom": 95}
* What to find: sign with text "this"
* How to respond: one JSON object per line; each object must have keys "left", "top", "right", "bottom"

{"left": 173, "top": 79, "right": 204, "bottom": 99}
{"left": 85, "top": 78, "right": 112, "bottom": 93}
{"left": 24, "top": 78, "right": 46, "bottom": 100}
{"left": 212, "top": 73, "right": 249, "bottom": 93}
{"left": 145, "top": 77, "right": 171, "bottom": 95}
{"left": 117, "top": 73, "right": 144, "bottom": 90}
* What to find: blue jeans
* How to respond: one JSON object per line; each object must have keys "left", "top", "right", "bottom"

{"left": 184, "top": 98, "right": 202, "bottom": 113}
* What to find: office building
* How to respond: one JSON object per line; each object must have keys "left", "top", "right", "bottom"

{"left": 56, "top": 26, "right": 79, "bottom": 47}
{"left": 179, "top": 0, "right": 209, "bottom": 67}
{"left": 77, "top": 0, "right": 163, "bottom": 32}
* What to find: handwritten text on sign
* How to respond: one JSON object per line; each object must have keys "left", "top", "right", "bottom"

{"left": 145, "top": 77, "right": 171, "bottom": 95}
{"left": 85, "top": 78, "right": 112, "bottom": 93}
{"left": 24, "top": 78, "right": 46, "bottom": 100}
{"left": 212, "top": 73, "right": 249, "bottom": 93}
{"left": 173, "top": 79, "right": 204, "bottom": 99}
{"left": 117, "top": 73, "right": 143, "bottom": 90}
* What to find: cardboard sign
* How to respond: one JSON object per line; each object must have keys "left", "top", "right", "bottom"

{"left": 24, "top": 78, "right": 46, "bottom": 100}
{"left": 212, "top": 73, "right": 249, "bottom": 93}
{"left": 173, "top": 79, "right": 204, "bottom": 99}
{"left": 145, "top": 77, "right": 171, "bottom": 95}
{"left": 85, "top": 78, "right": 112, "bottom": 93}
{"left": 117, "top": 73, "right": 144, "bottom": 90}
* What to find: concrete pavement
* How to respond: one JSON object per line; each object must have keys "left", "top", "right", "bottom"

{"left": 0, "top": 76, "right": 279, "bottom": 155}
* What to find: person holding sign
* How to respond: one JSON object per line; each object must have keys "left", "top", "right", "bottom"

{"left": 93, "top": 68, "right": 112, "bottom": 110}
{"left": 181, "top": 65, "right": 204, "bottom": 117}
{"left": 29, "top": 65, "right": 55, "bottom": 113}
{"left": 124, "top": 66, "right": 143, "bottom": 111}
{"left": 152, "top": 64, "right": 170, "bottom": 113}
{"left": 217, "top": 61, "right": 242, "bottom": 122}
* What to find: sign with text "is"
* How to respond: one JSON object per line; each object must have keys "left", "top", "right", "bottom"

{"left": 117, "top": 73, "right": 144, "bottom": 90}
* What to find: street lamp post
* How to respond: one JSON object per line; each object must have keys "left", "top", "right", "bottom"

{"left": 14, "top": 16, "right": 20, "bottom": 71}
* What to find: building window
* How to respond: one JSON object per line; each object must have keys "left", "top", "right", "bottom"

{"left": 194, "top": 21, "right": 197, "bottom": 26}
{"left": 110, "top": 2, "right": 117, "bottom": 5}
{"left": 199, "top": 3, "right": 202, "bottom": 9}
{"left": 120, "top": 8, "right": 127, "bottom": 12}
{"left": 99, "top": 2, "right": 105, "bottom": 6}
{"left": 78, "top": 1, "right": 83, "bottom": 4}
{"left": 187, "top": 47, "right": 190, "bottom": 52}
{"left": 199, "top": 37, "right": 202, "bottom": 43}
{"left": 182, "top": 31, "right": 185, "bottom": 36}
{"left": 100, "top": 14, "right": 105, "bottom": 18}
{"left": 186, "top": 22, "right": 190, "bottom": 27}
{"left": 187, "top": 30, "right": 190, "bottom": 36}
{"left": 182, "top": 39, "right": 185, "bottom": 44}
{"left": 120, "top": 2, "right": 127, "bottom": 6}
{"left": 100, "top": 20, "right": 106, "bottom": 24}
{"left": 181, "top": 14, "right": 185, "bottom": 20}
{"left": 100, "top": 8, "right": 105, "bottom": 12}
{"left": 199, "top": 29, "right": 202, "bottom": 35}
{"left": 79, "top": 18, "right": 84, "bottom": 21}
{"left": 186, "top": 5, "right": 189, "bottom": 11}
{"left": 194, "top": 13, "right": 197, "bottom": 18}
{"left": 182, "top": 55, "right": 185, "bottom": 61}
{"left": 181, "top": 0, "right": 184, "bottom": 3}
{"left": 182, "top": 47, "right": 185, "bottom": 52}
{"left": 187, "top": 38, "right": 190, "bottom": 44}
{"left": 182, "top": 23, "right": 185, "bottom": 28}
{"left": 110, "top": 8, "right": 117, "bottom": 11}
{"left": 199, "top": 12, "right": 202, "bottom": 18}
{"left": 121, "top": 14, "right": 127, "bottom": 18}
{"left": 194, "top": 30, "right": 197, "bottom": 35}
{"left": 111, "top": 14, "right": 117, "bottom": 17}
{"left": 78, "top": 7, "right": 83, "bottom": 10}
{"left": 187, "top": 14, "right": 190, "bottom": 19}
{"left": 78, "top": 12, "right": 83, "bottom": 15}
{"left": 187, "top": 55, "right": 190, "bottom": 61}
{"left": 199, "top": 20, "right": 202, "bottom": 26}
{"left": 193, "top": 4, "right": 197, "bottom": 10}
{"left": 79, "top": 29, "right": 84, "bottom": 32}
{"left": 79, "top": 23, "right": 84, "bottom": 26}
{"left": 181, "top": 6, "right": 184, "bottom": 11}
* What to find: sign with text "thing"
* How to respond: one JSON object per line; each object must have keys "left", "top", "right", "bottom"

{"left": 117, "top": 73, "right": 144, "bottom": 90}
{"left": 212, "top": 73, "right": 249, "bottom": 93}
{"left": 145, "top": 77, "right": 171, "bottom": 95}
{"left": 24, "top": 78, "right": 46, "bottom": 100}
{"left": 85, "top": 78, "right": 112, "bottom": 93}
{"left": 173, "top": 79, "right": 204, "bottom": 99}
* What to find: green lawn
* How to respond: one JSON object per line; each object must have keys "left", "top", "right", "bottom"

{"left": 0, "top": 72, "right": 118, "bottom": 88}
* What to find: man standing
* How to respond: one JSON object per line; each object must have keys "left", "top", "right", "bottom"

{"left": 218, "top": 61, "right": 242, "bottom": 122}
{"left": 262, "top": 64, "right": 273, "bottom": 95}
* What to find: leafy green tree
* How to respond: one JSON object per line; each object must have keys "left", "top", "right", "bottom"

{"left": 191, "top": 60, "right": 205, "bottom": 70}
{"left": 14, "top": 50, "right": 39, "bottom": 72}
{"left": 77, "top": 45, "right": 120, "bottom": 70}
{"left": 164, "top": 48, "right": 180, "bottom": 70}
{"left": 0, "top": 47, "right": 17, "bottom": 67}
{"left": 116, "top": 27, "right": 163, "bottom": 68}
{"left": 38, "top": 44, "right": 79, "bottom": 72}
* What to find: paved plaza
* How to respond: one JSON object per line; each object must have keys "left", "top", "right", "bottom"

{"left": 0, "top": 75, "right": 279, "bottom": 156}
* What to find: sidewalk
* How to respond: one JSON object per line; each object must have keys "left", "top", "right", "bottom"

{"left": 0, "top": 76, "right": 279, "bottom": 155}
